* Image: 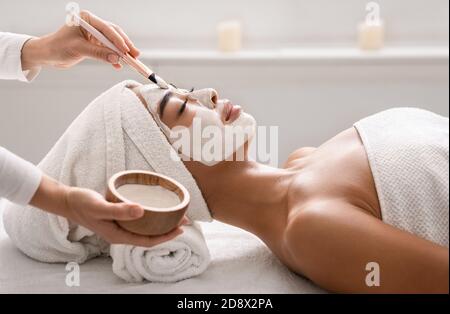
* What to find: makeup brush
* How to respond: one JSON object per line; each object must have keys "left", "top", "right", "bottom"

{"left": 72, "top": 13, "right": 169, "bottom": 89}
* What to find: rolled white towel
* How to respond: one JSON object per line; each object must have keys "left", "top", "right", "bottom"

{"left": 110, "top": 223, "right": 210, "bottom": 282}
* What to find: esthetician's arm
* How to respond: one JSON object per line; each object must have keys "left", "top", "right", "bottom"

{"left": 30, "top": 174, "right": 185, "bottom": 247}
{"left": 0, "top": 12, "right": 185, "bottom": 247}
{"left": 20, "top": 10, "right": 140, "bottom": 72}
{"left": 0, "top": 146, "right": 184, "bottom": 248}
{"left": 0, "top": 11, "right": 139, "bottom": 82}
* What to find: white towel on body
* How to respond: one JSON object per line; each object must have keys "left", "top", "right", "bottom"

{"left": 354, "top": 108, "right": 449, "bottom": 247}
{"left": 3, "top": 80, "right": 212, "bottom": 281}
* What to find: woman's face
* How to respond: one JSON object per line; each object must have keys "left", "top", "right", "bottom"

{"left": 137, "top": 84, "right": 256, "bottom": 165}
{"left": 155, "top": 88, "right": 243, "bottom": 130}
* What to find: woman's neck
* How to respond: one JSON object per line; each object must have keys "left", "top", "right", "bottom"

{"left": 185, "top": 160, "right": 294, "bottom": 243}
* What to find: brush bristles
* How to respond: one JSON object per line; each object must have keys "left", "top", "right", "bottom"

{"left": 148, "top": 73, "right": 157, "bottom": 84}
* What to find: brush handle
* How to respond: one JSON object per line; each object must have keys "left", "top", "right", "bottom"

{"left": 122, "top": 54, "right": 152, "bottom": 77}
{"left": 124, "top": 55, "right": 170, "bottom": 88}
{"left": 74, "top": 14, "right": 122, "bottom": 55}
{"left": 73, "top": 13, "right": 155, "bottom": 80}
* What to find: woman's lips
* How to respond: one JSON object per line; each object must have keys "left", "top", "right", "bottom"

{"left": 228, "top": 105, "right": 242, "bottom": 123}
{"left": 224, "top": 103, "right": 242, "bottom": 123}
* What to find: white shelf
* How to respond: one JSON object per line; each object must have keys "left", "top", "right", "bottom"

{"left": 140, "top": 47, "right": 449, "bottom": 66}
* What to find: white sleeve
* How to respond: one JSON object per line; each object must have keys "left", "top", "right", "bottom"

{"left": 0, "top": 32, "right": 41, "bottom": 82}
{"left": 0, "top": 146, "right": 42, "bottom": 206}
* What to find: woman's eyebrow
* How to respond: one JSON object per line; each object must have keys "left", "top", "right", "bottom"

{"left": 158, "top": 91, "right": 174, "bottom": 118}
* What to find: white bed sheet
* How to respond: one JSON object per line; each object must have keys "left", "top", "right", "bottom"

{"left": 0, "top": 199, "right": 324, "bottom": 294}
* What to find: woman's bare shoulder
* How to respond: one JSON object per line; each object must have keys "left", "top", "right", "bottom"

{"left": 283, "top": 147, "right": 317, "bottom": 169}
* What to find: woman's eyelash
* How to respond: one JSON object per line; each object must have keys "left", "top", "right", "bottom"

{"left": 178, "top": 99, "right": 188, "bottom": 116}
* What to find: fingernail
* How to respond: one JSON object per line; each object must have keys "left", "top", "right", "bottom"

{"left": 130, "top": 206, "right": 143, "bottom": 218}
{"left": 107, "top": 54, "right": 119, "bottom": 64}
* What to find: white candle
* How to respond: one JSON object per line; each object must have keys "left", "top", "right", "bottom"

{"left": 217, "top": 20, "right": 242, "bottom": 52}
{"left": 358, "top": 21, "right": 385, "bottom": 50}
{"left": 358, "top": 2, "right": 385, "bottom": 50}
{"left": 117, "top": 184, "right": 181, "bottom": 210}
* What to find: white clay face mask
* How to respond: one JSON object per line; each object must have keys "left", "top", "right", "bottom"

{"left": 137, "top": 84, "right": 256, "bottom": 166}
{"left": 116, "top": 184, "right": 181, "bottom": 210}
{"left": 170, "top": 108, "right": 256, "bottom": 166}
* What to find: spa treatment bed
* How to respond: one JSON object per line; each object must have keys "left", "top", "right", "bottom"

{"left": 0, "top": 199, "right": 324, "bottom": 293}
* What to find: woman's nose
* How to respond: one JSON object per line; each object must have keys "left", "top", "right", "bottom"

{"left": 191, "top": 88, "right": 219, "bottom": 109}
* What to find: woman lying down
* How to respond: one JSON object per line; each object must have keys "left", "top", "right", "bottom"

{"left": 4, "top": 80, "right": 449, "bottom": 293}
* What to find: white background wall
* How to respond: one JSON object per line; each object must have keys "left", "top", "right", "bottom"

{"left": 1, "top": 0, "right": 449, "bottom": 47}
{"left": 0, "top": 0, "right": 449, "bottom": 165}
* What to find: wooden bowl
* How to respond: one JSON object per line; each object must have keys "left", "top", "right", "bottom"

{"left": 106, "top": 170, "right": 190, "bottom": 236}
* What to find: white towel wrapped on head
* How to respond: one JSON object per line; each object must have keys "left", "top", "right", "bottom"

{"left": 3, "top": 80, "right": 212, "bottom": 282}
